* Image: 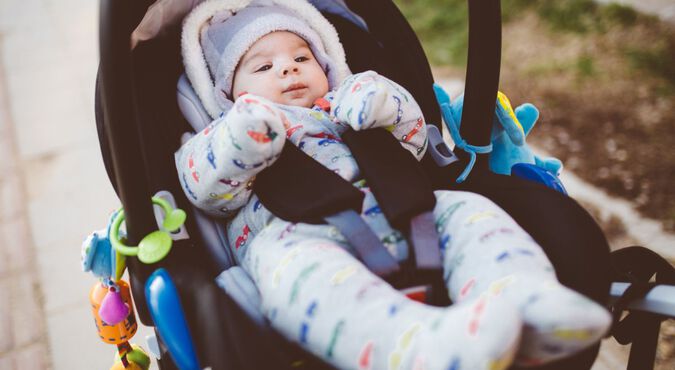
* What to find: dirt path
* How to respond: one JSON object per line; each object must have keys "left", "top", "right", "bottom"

{"left": 560, "top": 169, "right": 675, "bottom": 259}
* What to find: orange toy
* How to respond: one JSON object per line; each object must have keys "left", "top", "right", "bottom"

{"left": 90, "top": 280, "right": 138, "bottom": 345}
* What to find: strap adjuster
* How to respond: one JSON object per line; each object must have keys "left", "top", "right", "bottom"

{"left": 325, "top": 210, "right": 400, "bottom": 277}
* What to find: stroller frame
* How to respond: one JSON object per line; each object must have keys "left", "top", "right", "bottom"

{"left": 95, "top": 0, "right": 675, "bottom": 369}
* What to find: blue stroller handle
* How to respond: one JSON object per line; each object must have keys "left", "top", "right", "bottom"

{"left": 146, "top": 269, "right": 200, "bottom": 370}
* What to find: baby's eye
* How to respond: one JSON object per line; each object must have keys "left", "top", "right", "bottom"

{"left": 295, "top": 56, "right": 309, "bottom": 62}
{"left": 255, "top": 64, "right": 272, "bottom": 72}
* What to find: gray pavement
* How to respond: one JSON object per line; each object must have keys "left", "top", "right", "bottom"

{"left": 0, "top": 0, "right": 153, "bottom": 369}
{"left": 0, "top": 40, "right": 49, "bottom": 370}
{"left": 0, "top": 0, "right": 671, "bottom": 370}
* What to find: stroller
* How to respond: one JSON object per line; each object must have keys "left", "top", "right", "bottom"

{"left": 91, "top": 0, "right": 675, "bottom": 369}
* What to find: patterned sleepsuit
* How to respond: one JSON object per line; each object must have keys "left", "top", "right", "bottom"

{"left": 176, "top": 71, "right": 610, "bottom": 370}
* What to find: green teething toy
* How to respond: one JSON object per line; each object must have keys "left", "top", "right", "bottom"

{"left": 110, "top": 197, "right": 186, "bottom": 264}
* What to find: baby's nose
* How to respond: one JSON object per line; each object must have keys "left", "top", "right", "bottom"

{"left": 281, "top": 65, "right": 299, "bottom": 76}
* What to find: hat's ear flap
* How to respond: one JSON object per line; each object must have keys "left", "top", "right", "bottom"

{"left": 182, "top": 0, "right": 254, "bottom": 119}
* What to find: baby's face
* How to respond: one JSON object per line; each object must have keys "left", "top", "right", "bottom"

{"left": 232, "top": 31, "right": 329, "bottom": 108}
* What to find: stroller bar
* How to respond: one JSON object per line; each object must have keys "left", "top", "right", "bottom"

{"left": 98, "top": 0, "right": 157, "bottom": 324}
{"left": 98, "top": 0, "right": 156, "bottom": 247}
{"left": 609, "top": 281, "right": 675, "bottom": 370}
{"left": 610, "top": 282, "right": 675, "bottom": 317}
{"left": 458, "top": 0, "right": 502, "bottom": 172}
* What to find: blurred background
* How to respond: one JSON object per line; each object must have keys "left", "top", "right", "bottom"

{"left": 0, "top": 0, "right": 672, "bottom": 369}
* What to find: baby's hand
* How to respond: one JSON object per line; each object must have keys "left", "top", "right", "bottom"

{"left": 331, "top": 71, "right": 403, "bottom": 131}
{"left": 224, "top": 94, "right": 286, "bottom": 164}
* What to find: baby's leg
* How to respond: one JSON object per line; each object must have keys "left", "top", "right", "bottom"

{"left": 241, "top": 220, "right": 521, "bottom": 370}
{"left": 434, "top": 190, "right": 611, "bottom": 366}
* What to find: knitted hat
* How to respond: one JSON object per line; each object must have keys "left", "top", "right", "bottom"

{"left": 182, "top": 0, "right": 351, "bottom": 118}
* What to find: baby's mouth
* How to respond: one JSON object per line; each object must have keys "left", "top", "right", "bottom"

{"left": 283, "top": 83, "right": 307, "bottom": 94}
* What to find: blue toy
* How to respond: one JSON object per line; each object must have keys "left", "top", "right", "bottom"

{"left": 433, "top": 85, "right": 563, "bottom": 180}
{"left": 81, "top": 210, "right": 125, "bottom": 280}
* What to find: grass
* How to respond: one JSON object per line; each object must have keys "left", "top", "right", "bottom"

{"left": 393, "top": 0, "right": 675, "bottom": 233}
{"left": 624, "top": 41, "right": 675, "bottom": 96}
{"left": 394, "top": 0, "right": 469, "bottom": 65}
{"left": 394, "top": 0, "right": 674, "bottom": 91}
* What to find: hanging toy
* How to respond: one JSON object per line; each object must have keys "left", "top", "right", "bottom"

{"left": 110, "top": 342, "right": 150, "bottom": 370}
{"left": 90, "top": 279, "right": 138, "bottom": 344}
{"left": 82, "top": 196, "right": 186, "bottom": 369}
{"left": 91, "top": 281, "right": 149, "bottom": 370}
{"left": 82, "top": 210, "right": 127, "bottom": 280}
{"left": 99, "top": 283, "right": 131, "bottom": 325}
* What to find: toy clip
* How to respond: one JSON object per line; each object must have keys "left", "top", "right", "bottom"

{"left": 109, "top": 196, "right": 186, "bottom": 264}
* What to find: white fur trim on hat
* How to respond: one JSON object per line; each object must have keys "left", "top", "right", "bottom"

{"left": 182, "top": 0, "right": 351, "bottom": 119}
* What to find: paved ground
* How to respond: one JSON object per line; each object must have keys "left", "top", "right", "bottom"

{"left": 0, "top": 0, "right": 671, "bottom": 369}
{"left": 0, "top": 0, "right": 153, "bottom": 368}
{"left": 0, "top": 29, "right": 50, "bottom": 369}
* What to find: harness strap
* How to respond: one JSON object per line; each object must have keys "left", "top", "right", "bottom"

{"left": 409, "top": 211, "right": 442, "bottom": 271}
{"left": 341, "top": 128, "right": 436, "bottom": 230}
{"left": 325, "top": 210, "right": 400, "bottom": 277}
{"left": 342, "top": 129, "right": 448, "bottom": 304}
{"left": 254, "top": 131, "right": 446, "bottom": 299}
{"left": 253, "top": 141, "right": 364, "bottom": 224}
{"left": 254, "top": 141, "right": 400, "bottom": 277}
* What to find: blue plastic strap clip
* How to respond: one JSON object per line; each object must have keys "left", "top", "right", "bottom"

{"left": 433, "top": 83, "right": 492, "bottom": 183}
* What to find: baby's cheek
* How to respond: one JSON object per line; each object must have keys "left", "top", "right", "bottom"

{"left": 317, "top": 77, "right": 329, "bottom": 97}
{"left": 236, "top": 89, "right": 281, "bottom": 105}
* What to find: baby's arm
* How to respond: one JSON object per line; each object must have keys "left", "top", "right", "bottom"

{"left": 175, "top": 95, "right": 286, "bottom": 217}
{"left": 331, "top": 71, "right": 427, "bottom": 159}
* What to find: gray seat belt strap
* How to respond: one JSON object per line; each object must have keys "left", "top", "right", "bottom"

{"left": 325, "top": 210, "right": 400, "bottom": 277}
{"left": 409, "top": 212, "right": 442, "bottom": 270}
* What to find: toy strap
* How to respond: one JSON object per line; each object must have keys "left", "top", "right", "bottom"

{"left": 434, "top": 84, "right": 492, "bottom": 183}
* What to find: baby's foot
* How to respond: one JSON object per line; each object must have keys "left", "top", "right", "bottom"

{"left": 408, "top": 294, "right": 522, "bottom": 370}
{"left": 502, "top": 277, "right": 611, "bottom": 366}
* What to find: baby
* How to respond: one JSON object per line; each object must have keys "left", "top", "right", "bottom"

{"left": 177, "top": 1, "right": 611, "bottom": 369}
